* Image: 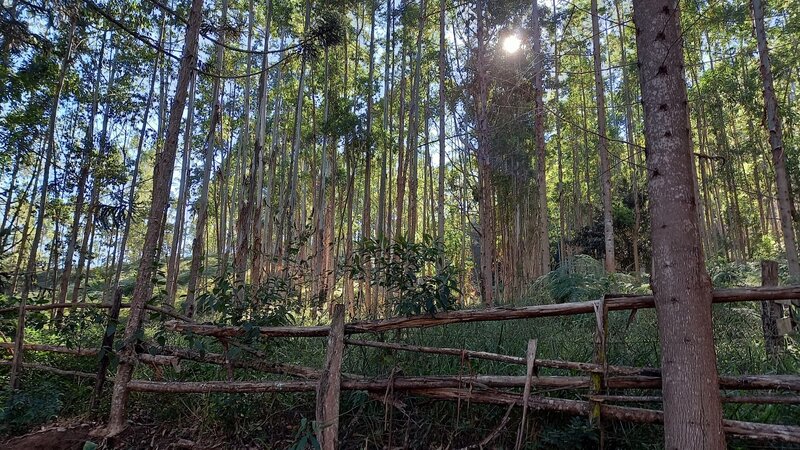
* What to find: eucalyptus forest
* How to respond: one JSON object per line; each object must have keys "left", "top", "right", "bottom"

{"left": 1, "top": 0, "right": 799, "bottom": 448}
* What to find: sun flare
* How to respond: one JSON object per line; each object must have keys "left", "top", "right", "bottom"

{"left": 502, "top": 34, "right": 522, "bottom": 54}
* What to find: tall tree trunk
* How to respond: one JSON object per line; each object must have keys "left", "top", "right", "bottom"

{"left": 751, "top": 0, "right": 800, "bottom": 281}
{"left": 106, "top": 0, "right": 203, "bottom": 435}
{"left": 185, "top": 0, "right": 228, "bottom": 317}
{"left": 532, "top": 0, "right": 548, "bottom": 275}
{"left": 475, "top": 0, "right": 495, "bottom": 306}
{"left": 10, "top": 158, "right": 42, "bottom": 294}
{"left": 362, "top": 0, "right": 376, "bottom": 315}
{"left": 10, "top": 17, "right": 76, "bottom": 389}
{"left": 109, "top": 32, "right": 162, "bottom": 302}
{"left": 71, "top": 53, "right": 117, "bottom": 304}
{"left": 632, "top": 0, "right": 726, "bottom": 447}
{"left": 281, "top": 0, "right": 311, "bottom": 267}
{"left": 437, "top": 0, "right": 446, "bottom": 251}
{"left": 552, "top": 0, "right": 565, "bottom": 266}
{"left": 591, "top": 0, "right": 615, "bottom": 273}
{"left": 614, "top": 0, "right": 641, "bottom": 278}
{"left": 395, "top": 47, "right": 408, "bottom": 238}
{"left": 406, "top": 0, "right": 426, "bottom": 243}
{"left": 55, "top": 34, "right": 106, "bottom": 316}
{"left": 166, "top": 73, "right": 196, "bottom": 305}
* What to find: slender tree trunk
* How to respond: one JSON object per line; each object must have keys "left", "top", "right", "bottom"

{"left": 10, "top": 17, "right": 76, "bottom": 389}
{"left": 109, "top": 34, "right": 162, "bottom": 302}
{"left": 532, "top": 0, "right": 548, "bottom": 275}
{"left": 395, "top": 48, "right": 408, "bottom": 238}
{"left": 282, "top": 0, "right": 311, "bottom": 267}
{"left": 185, "top": 0, "right": 228, "bottom": 317}
{"left": 632, "top": 0, "right": 726, "bottom": 447}
{"left": 55, "top": 36, "right": 105, "bottom": 317}
{"left": 11, "top": 158, "right": 42, "bottom": 294}
{"left": 591, "top": 0, "right": 615, "bottom": 273}
{"left": 362, "top": 0, "right": 377, "bottom": 315}
{"left": 406, "top": 0, "right": 426, "bottom": 243}
{"left": 166, "top": 73, "right": 196, "bottom": 305}
{"left": 105, "top": 0, "right": 203, "bottom": 434}
{"left": 475, "top": 0, "right": 495, "bottom": 306}
{"left": 437, "top": 0, "right": 446, "bottom": 251}
{"left": 614, "top": 0, "right": 640, "bottom": 278}
{"left": 751, "top": 0, "right": 800, "bottom": 282}
{"left": 552, "top": 0, "right": 565, "bottom": 266}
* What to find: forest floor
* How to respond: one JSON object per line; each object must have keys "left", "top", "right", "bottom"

{"left": 1, "top": 418, "right": 241, "bottom": 449}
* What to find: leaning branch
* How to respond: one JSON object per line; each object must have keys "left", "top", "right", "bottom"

{"left": 165, "top": 286, "right": 800, "bottom": 338}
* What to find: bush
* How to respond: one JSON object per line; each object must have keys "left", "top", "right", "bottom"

{"left": 352, "top": 234, "right": 460, "bottom": 316}
{"left": 0, "top": 384, "right": 63, "bottom": 434}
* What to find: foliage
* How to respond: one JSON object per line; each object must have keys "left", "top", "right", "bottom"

{"left": 287, "top": 418, "right": 320, "bottom": 450}
{"left": 195, "top": 274, "right": 298, "bottom": 328}
{"left": 535, "top": 417, "right": 599, "bottom": 449}
{"left": 353, "top": 235, "right": 460, "bottom": 316}
{"left": 0, "top": 384, "right": 63, "bottom": 434}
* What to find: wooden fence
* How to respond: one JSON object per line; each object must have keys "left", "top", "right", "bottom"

{"left": 1, "top": 265, "right": 799, "bottom": 448}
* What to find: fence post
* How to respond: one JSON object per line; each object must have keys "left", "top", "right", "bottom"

{"left": 514, "top": 339, "right": 537, "bottom": 450}
{"left": 8, "top": 293, "right": 29, "bottom": 389}
{"left": 590, "top": 297, "right": 608, "bottom": 447}
{"left": 316, "top": 303, "right": 345, "bottom": 449}
{"left": 91, "top": 288, "right": 123, "bottom": 410}
{"left": 760, "top": 260, "right": 784, "bottom": 358}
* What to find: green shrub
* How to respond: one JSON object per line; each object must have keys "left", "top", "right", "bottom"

{"left": 0, "top": 383, "right": 63, "bottom": 434}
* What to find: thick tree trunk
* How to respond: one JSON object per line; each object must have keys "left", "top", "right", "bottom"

{"left": 632, "top": 0, "right": 726, "bottom": 447}
{"left": 105, "top": 0, "right": 204, "bottom": 434}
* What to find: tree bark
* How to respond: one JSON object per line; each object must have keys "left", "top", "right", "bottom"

{"left": 632, "top": 0, "right": 726, "bottom": 447}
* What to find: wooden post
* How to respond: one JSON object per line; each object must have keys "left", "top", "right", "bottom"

{"left": 8, "top": 285, "right": 30, "bottom": 389}
{"left": 760, "top": 261, "right": 784, "bottom": 358}
{"left": 91, "top": 288, "right": 123, "bottom": 410}
{"left": 316, "top": 304, "right": 345, "bottom": 449}
{"left": 590, "top": 298, "right": 608, "bottom": 446}
{"left": 514, "top": 339, "right": 537, "bottom": 450}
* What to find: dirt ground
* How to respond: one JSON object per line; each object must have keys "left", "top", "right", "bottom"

{"left": 1, "top": 422, "right": 221, "bottom": 450}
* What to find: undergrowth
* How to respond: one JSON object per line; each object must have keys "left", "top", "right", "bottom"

{"left": 1, "top": 255, "right": 798, "bottom": 448}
